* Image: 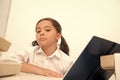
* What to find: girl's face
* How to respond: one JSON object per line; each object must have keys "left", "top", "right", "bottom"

{"left": 36, "top": 20, "right": 61, "bottom": 48}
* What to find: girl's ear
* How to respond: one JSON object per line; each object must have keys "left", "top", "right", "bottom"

{"left": 57, "top": 33, "right": 61, "bottom": 44}
{"left": 57, "top": 33, "right": 62, "bottom": 40}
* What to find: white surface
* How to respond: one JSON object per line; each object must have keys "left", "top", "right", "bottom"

{"left": 109, "top": 74, "right": 115, "bottom": 80}
{"left": 0, "top": 72, "right": 116, "bottom": 80}
{"left": 0, "top": 73, "right": 63, "bottom": 80}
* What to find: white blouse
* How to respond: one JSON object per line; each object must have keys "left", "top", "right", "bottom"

{"left": 0, "top": 46, "right": 73, "bottom": 75}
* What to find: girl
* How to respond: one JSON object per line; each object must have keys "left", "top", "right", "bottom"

{"left": 0, "top": 18, "right": 73, "bottom": 78}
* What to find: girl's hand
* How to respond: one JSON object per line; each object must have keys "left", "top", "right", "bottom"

{"left": 38, "top": 69, "right": 64, "bottom": 78}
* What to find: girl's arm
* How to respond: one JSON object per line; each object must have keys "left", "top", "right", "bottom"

{"left": 21, "top": 62, "right": 63, "bottom": 78}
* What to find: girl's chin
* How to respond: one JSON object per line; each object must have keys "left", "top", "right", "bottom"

{"left": 40, "top": 43, "right": 47, "bottom": 47}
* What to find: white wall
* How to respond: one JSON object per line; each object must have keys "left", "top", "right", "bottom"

{"left": 4, "top": 0, "right": 120, "bottom": 61}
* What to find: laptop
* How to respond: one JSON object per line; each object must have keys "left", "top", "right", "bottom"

{"left": 63, "top": 36, "right": 120, "bottom": 80}
{"left": 0, "top": 62, "right": 21, "bottom": 77}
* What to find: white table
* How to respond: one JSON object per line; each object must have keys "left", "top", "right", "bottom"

{"left": 0, "top": 73, "right": 63, "bottom": 80}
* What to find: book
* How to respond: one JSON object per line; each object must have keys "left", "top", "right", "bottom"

{"left": 100, "top": 55, "right": 114, "bottom": 70}
{"left": 0, "top": 37, "right": 11, "bottom": 52}
{"left": 0, "top": 62, "right": 21, "bottom": 77}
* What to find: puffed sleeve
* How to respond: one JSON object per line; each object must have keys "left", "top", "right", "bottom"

{"left": 61, "top": 52, "right": 73, "bottom": 75}
{"left": 62, "top": 57, "right": 73, "bottom": 75}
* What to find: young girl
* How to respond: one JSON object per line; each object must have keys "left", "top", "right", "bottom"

{"left": 0, "top": 18, "right": 73, "bottom": 78}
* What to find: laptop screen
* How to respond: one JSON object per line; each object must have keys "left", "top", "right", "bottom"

{"left": 63, "top": 36, "right": 120, "bottom": 80}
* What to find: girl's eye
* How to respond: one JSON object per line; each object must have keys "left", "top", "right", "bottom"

{"left": 36, "top": 30, "right": 41, "bottom": 33}
{"left": 46, "top": 29, "right": 51, "bottom": 32}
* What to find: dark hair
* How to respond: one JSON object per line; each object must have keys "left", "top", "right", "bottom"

{"left": 32, "top": 17, "right": 69, "bottom": 55}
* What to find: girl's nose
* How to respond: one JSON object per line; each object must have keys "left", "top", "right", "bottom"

{"left": 40, "top": 30, "right": 44, "bottom": 36}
